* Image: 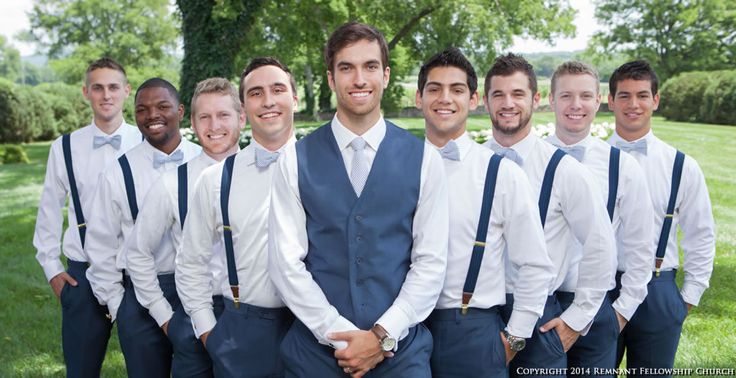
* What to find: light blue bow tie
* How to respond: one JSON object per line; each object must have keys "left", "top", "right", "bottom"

{"left": 153, "top": 149, "right": 184, "bottom": 169}
{"left": 559, "top": 145, "right": 585, "bottom": 162}
{"left": 93, "top": 135, "right": 122, "bottom": 150}
{"left": 439, "top": 140, "right": 460, "bottom": 161}
{"left": 616, "top": 139, "right": 647, "bottom": 155}
{"left": 255, "top": 147, "right": 280, "bottom": 168}
{"left": 489, "top": 143, "right": 523, "bottom": 166}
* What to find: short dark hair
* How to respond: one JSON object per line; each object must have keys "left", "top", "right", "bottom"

{"left": 85, "top": 57, "right": 127, "bottom": 85}
{"left": 484, "top": 53, "right": 537, "bottom": 97}
{"left": 609, "top": 60, "right": 659, "bottom": 97}
{"left": 417, "top": 47, "right": 478, "bottom": 95}
{"left": 239, "top": 57, "right": 297, "bottom": 103}
{"left": 324, "top": 21, "right": 389, "bottom": 73}
{"left": 135, "top": 78, "right": 180, "bottom": 104}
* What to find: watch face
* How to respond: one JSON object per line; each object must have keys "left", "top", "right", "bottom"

{"left": 511, "top": 337, "right": 526, "bottom": 351}
{"left": 381, "top": 337, "right": 397, "bottom": 351}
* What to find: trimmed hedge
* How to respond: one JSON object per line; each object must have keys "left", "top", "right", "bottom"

{"left": 1, "top": 144, "right": 30, "bottom": 164}
{"left": 660, "top": 70, "right": 736, "bottom": 125}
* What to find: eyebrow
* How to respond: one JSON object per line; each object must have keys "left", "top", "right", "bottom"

{"left": 247, "top": 82, "right": 288, "bottom": 93}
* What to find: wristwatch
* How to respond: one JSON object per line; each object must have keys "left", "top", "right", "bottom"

{"left": 503, "top": 330, "right": 526, "bottom": 352}
{"left": 371, "top": 324, "right": 397, "bottom": 352}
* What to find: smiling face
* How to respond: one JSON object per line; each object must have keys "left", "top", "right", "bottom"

{"left": 83, "top": 68, "right": 130, "bottom": 128}
{"left": 550, "top": 73, "right": 601, "bottom": 142}
{"left": 327, "top": 39, "right": 390, "bottom": 128}
{"left": 608, "top": 78, "right": 660, "bottom": 139}
{"left": 134, "top": 86, "right": 183, "bottom": 152}
{"left": 242, "top": 64, "right": 297, "bottom": 147}
{"left": 484, "top": 71, "right": 539, "bottom": 136}
{"left": 417, "top": 66, "right": 478, "bottom": 142}
{"left": 192, "top": 93, "right": 243, "bottom": 160}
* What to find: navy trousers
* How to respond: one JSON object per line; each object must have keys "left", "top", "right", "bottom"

{"left": 60, "top": 260, "right": 112, "bottom": 378}
{"left": 611, "top": 270, "right": 687, "bottom": 378}
{"left": 556, "top": 291, "right": 619, "bottom": 377}
{"left": 118, "top": 273, "right": 180, "bottom": 378}
{"left": 425, "top": 307, "right": 507, "bottom": 378}
{"left": 168, "top": 295, "right": 225, "bottom": 378}
{"left": 501, "top": 294, "right": 566, "bottom": 378}
{"left": 205, "top": 300, "right": 294, "bottom": 377}
{"left": 281, "top": 319, "right": 433, "bottom": 378}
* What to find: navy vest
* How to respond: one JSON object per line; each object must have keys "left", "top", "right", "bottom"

{"left": 296, "top": 121, "right": 424, "bottom": 330}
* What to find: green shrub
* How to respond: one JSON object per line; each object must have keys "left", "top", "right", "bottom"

{"left": 14, "top": 86, "right": 56, "bottom": 142}
{"left": 0, "top": 79, "right": 25, "bottom": 143}
{"left": 702, "top": 71, "right": 736, "bottom": 125}
{"left": 1, "top": 144, "right": 30, "bottom": 164}
{"left": 660, "top": 70, "right": 736, "bottom": 125}
{"left": 36, "top": 82, "right": 92, "bottom": 135}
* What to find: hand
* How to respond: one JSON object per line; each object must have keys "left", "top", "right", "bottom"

{"left": 540, "top": 317, "right": 580, "bottom": 352}
{"left": 331, "top": 330, "right": 394, "bottom": 377}
{"left": 200, "top": 331, "right": 210, "bottom": 348}
{"left": 686, "top": 303, "right": 693, "bottom": 313}
{"left": 161, "top": 320, "right": 170, "bottom": 336}
{"left": 499, "top": 332, "right": 517, "bottom": 365}
{"left": 614, "top": 310, "right": 628, "bottom": 333}
{"left": 50, "top": 272, "right": 78, "bottom": 298}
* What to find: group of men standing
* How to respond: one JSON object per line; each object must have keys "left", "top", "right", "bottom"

{"left": 33, "top": 21, "right": 715, "bottom": 378}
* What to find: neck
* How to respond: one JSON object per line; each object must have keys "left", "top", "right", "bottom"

{"left": 204, "top": 144, "right": 239, "bottom": 162}
{"left": 616, "top": 124, "right": 650, "bottom": 142}
{"left": 492, "top": 123, "right": 531, "bottom": 148}
{"left": 94, "top": 114, "right": 124, "bottom": 135}
{"left": 554, "top": 125, "right": 589, "bottom": 146}
{"left": 425, "top": 125, "right": 465, "bottom": 148}
{"left": 336, "top": 108, "right": 381, "bottom": 136}
{"left": 252, "top": 128, "right": 293, "bottom": 152}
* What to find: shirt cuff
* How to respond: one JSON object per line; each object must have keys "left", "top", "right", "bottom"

{"left": 43, "top": 260, "right": 66, "bottom": 282}
{"left": 375, "top": 304, "right": 412, "bottom": 344}
{"left": 507, "top": 309, "right": 540, "bottom": 339}
{"left": 191, "top": 308, "right": 217, "bottom": 338}
{"left": 324, "top": 316, "right": 360, "bottom": 350}
{"left": 108, "top": 294, "right": 124, "bottom": 323}
{"left": 612, "top": 293, "right": 639, "bottom": 321}
{"left": 681, "top": 280, "right": 707, "bottom": 307}
{"left": 559, "top": 304, "right": 594, "bottom": 336}
{"left": 148, "top": 298, "right": 174, "bottom": 327}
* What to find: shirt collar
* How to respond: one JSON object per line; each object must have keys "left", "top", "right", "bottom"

{"left": 610, "top": 129, "right": 654, "bottom": 145}
{"left": 547, "top": 133, "right": 592, "bottom": 148}
{"left": 490, "top": 130, "right": 536, "bottom": 162}
{"left": 330, "top": 114, "right": 386, "bottom": 152}
{"left": 244, "top": 135, "right": 297, "bottom": 166}
{"left": 146, "top": 137, "right": 186, "bottom": 161}
{"left": 91, "top": 119, "right": 131, "bottom": 137}
{"left": 426, "top": 131, "right": 474, "bottom": 161}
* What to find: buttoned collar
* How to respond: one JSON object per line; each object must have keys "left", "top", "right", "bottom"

{"left": 331, "top": 114, "right": 386, "bottom": 153}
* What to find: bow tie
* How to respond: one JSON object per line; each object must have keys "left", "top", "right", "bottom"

{"left": 488, "top": 143, "right": 523, "bottom": 166}
{"left": 153, "top": 149, "right": 184, "bottom": 169}
{"left": 559, "top": 145, "right": 585, "bottom": 162}
{"left": 616, "top": 139, "right": 647, "bottom": 155}
{"left": 255, "top": 147, "right": 280, "bottom": 168}
{"left": 439, "top": 140, "right": 460, "bottom": 161}
{"left": 93, "top": 135, "right": 122, "bottom": 150}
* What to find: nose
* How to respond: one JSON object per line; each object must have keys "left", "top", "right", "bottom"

{"left": 353, "top": 68, "right": 367, "bottom": 88}
{"left": 263, "top": 90, "right": 275, "bottom": 108}
{"left": 439, "top": 88, "right": 452, "bottom": 103}
{"left": 571, "top": 95, "right": 582, "bottom": 109}
{"left": 501, "top": 94, "right": 514, "bottom": 108}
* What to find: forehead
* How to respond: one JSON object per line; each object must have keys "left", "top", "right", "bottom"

{"left": 489, "top": 71, "right": 532, "bottom": 92}
{"left": 136, "top": 86, "right": 175, "bottom": 105}
{"left": 426, "top": 66, "right": 468, "bottom": 86}
{"left": 194, "top": 93, "right": 235, "bottom": 112}
{"left": 244, "top": 65, "right": 290, "bottom": 89}
{"left": 334, "top": 39, "right": 383, "bottom": 66}
{"left": 554, "top": 73, "right": 598, "bottom": 92}
{"left": 87, "top": 68, "right": 126, "bottom": 86}
{"left": 614, "top": 78, "right": 653, "bottom": 94}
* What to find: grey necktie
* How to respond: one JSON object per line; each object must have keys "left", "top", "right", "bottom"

{"left": 559, "top": 145, "right": 586, "bottom": 162}
{"left": 255, "top": 148, "right": 280, "bottom": 168}
{"left": 349, "top": 137, "right": 370, "bottom": 197}
{"left": 153, "top": 149, "right": 184, "bottom": 169}
{"left": 93, "top": 134, "right": 122, "bottom": 150}
{"left": 616, "top": 139, "right": 648, "bottom": 155}
{"left": 439, "top": 140, "right": 460, "bottom": 161}
{"left": 489, "top": 143, "right": 524, "bottom": 166}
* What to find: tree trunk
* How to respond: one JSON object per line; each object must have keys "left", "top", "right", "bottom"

{"left": 303, "top": 64, "right": 317, "bottom": 120}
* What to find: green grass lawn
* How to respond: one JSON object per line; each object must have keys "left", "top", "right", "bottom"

{"left": 1, "top": 114, "right": 734, "bottom": 376}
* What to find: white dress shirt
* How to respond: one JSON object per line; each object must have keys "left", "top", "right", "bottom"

{"left": 608, "top": 130, "right": 715, "bottom": 306}
{"left": 177, "top": 139, "right": 294, "bottom": 337}
{"left": 86, "top": 138, "right": 201, "bottom": 321}
{"left": 269, "top": 116, "right": 449, "bottom": 347}
{"left": 432, "top": 133, "right": 555, "bottom": 338}
{"left": 34, "top": 121, "right": 141, "bottom": 281}
{"left": 126, "top": 151, "right": 226, "bottom": 326}
{"left": 548, "top": 134, "right": 655, "bottom": 321}
{"left": 484, "top": 132, "right": 616, "bottom": 333}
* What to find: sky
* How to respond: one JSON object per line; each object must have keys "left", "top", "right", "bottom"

{"left": 1, "top": 0, "right": 602, "bottom": 57}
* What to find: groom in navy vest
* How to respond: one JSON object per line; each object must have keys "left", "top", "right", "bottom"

{"left": 268, "top": 22, "right": 449, "bottom": 377}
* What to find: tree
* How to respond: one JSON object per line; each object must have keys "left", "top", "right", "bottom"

{"left": 589, "top": 0, "right": 736, "bottom": 81}
{"left": 26, "top": 0, "right": 180, "bottom": 85}
{"left": 0, "top": 35, "right": 21, "bottom": 82}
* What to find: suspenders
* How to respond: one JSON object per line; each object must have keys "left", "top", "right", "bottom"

{"left": 177, "top": 163, "right": 188, "bottom": 229}
{"left": 538, "top": 149, "right": 567, "bottom": 227}
{"left": 61, "top": 134, "right": 87, "bottom": 248}
{"left": 460, "top": 154, "right": 503, "bottom": 314}
{"left": 607, "top": 147, "right": 621, "bottom": 221}
{"left": 220, "top": 155, "right": 240, "bottom": 308}
{"left": 118, "top": 155, "right": 139, "bottom": 222}
{"left": 654, "top": 150, "right": 686, "bottom": 276}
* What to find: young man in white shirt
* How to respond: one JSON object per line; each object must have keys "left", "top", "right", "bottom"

{"left": 126, "top": 77, "right": 242, "bottom": 377}
{"left": 546, "top": 61, "right": 655, "bottom": 376}
{"left": 418, "top": 47, "right": 555, "bottom": 378}
{"left": 85, "top": 78, "right": 201, "bottom": 377}
{"left": 33, "top": 57, "right": 141, "bottom": 378}
{"left": 268, "top": 22, "right": 449, "bottom": 378}
{"left": 176, "top": 57, "right": 299, "bottom": 377}
{"left": 607, "top": 60, "right": 715, "bottom": 376}
{"left": 482, "top": 53, "right": 616, "bottom": 377}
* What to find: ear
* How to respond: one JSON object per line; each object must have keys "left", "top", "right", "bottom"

{"left": 177, "top": 104, "right": 185, "bottom": 121}
{"left": 415, "top": 90, "right": 422, "bottom": 109}
{"left": 594, "top": 92, "right": 602, "bottom": 112}
{"left": 82, "top": 85, "right": 90, "bottom": 100}
{"left": 327, "top": 70, "right": 336, "bottom": 92}
{"left": 383, "top": 66, "right": 390, "bottom": 88}
{"left": 469, "top": 91, "right": 479, "bottom": 111}
{"left": 532, "top": 91, "right": 541, "bottom": 110}
{"left": 652, "top": 93, "right": 660, "bottom": 111}
{"left": 124, "top": 83, "right": 131, "bottom": 98}
{"left": 607, "top": 93, "right": 615, "bottom": 111}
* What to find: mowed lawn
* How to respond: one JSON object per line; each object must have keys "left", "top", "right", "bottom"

{"left": 1, "top": 114, "right": 734, "bottom": 376}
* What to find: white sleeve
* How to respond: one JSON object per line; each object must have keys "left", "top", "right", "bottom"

{"left": 33, "top": 139, "right": 68, "bottom": 281}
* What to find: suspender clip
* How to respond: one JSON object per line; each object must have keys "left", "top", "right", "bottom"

{"left": 665, "top": 213, "right": 674, "bottom": 218}
{"left": 473, "top": 241, "right": 486, "bottom": 248}
{"left": 223, "top": 225, "right": 232, "bottom": 231}
{"left": 655, "top": 257, "right": 664, "bottom": 277}
{"left": 77, "top": 223, "right": 86, "bottom": 229}
{"left": 231, "top": 285, "right": 240, "bottom": 309}
{"left": 461, "top": 292, "right": 472, "bottom": 315}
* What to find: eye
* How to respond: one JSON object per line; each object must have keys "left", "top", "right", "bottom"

{"left": 560, "top": 94, "right": 570, "bottom": 99}
{"left": 367, "top": 64, "right": 379, "bottom": 71}
{"left": 249, "top": 90, "right": 262, "bottom": 97}
{"left": 274, "top": 87, "right": 286, "bottom": 94}
{"left": 339, "top": 65, "right": 351, "bottom": 72}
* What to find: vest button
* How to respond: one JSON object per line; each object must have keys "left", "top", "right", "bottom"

{"left": 355, "top": 215, "right": 363, "bottom": 221}
{"left": 356, "top": 236, "right": 363, "bottom": 242}
{"left": 356, "top": 257, "right": 363, "bottom": 264}
{"left": 357, "top": 279, "right": 364, "bottom": 286}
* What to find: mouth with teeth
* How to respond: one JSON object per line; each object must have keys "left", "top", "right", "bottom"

{"left": 565, "top": 113, "right": 586, "bottom": 120}
{"left": 349, "top": 90, "right": 372, "bottom": 100}
{"left": 206, "top": 132, "right": 227, "bottom": 140}
{"left": 623, "top": 112, "right": 642, "bottom": 120}
{"left": 145, "top": 121, "right": 167, "bottom": 131}
{"left": 497, "top": 111, "right": 520, "bottom": 119}
{"left": 434, "top": 109, "right": 456, "bottom": 117}
{"left": 259, "top": 112, "right": 281, "bottom": 120}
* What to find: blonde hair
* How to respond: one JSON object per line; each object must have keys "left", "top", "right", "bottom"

{"left": 191, "top": 77, "right": 242, "bottom": 116}
{"left": 551, "top": 61, "right": 600, "bottom": 95}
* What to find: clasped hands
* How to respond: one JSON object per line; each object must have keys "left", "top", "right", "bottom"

{"left": 330, "top": 330, "right": 394, "bottom": 377}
